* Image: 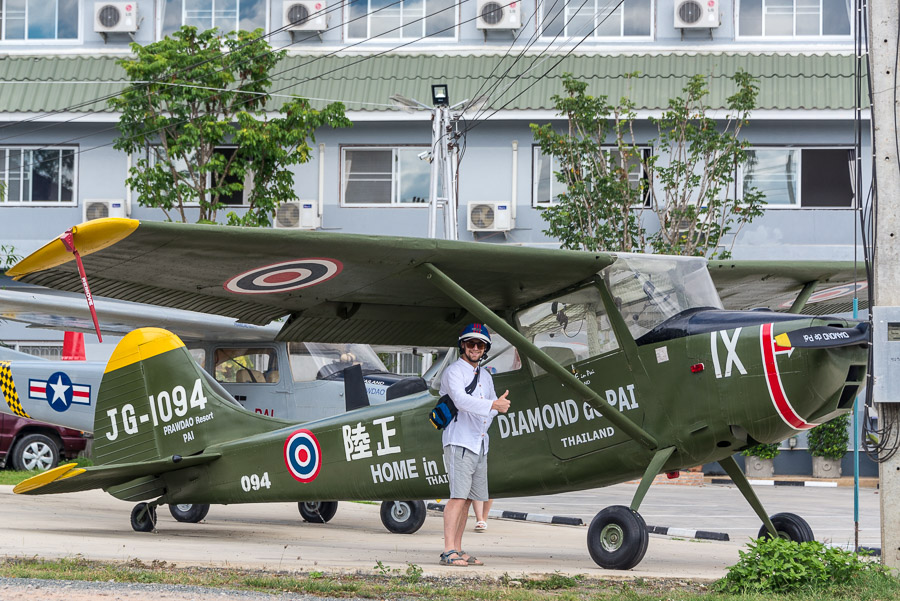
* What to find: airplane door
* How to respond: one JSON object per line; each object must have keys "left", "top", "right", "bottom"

{"left": 515, "top": 286, "right": 643, "bottom": 461}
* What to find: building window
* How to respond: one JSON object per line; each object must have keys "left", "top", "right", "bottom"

{"left": 341, "top": 147, "right": 432, "bottom": 206}
{"left": 539, "top": 0, "right": 652, "bottom": 39}
{"left": 161, "top": 0, "right": 267, "bottom": 37}
{"left": 345, "top": 0, "right": 456, "bottom": 40}
{"left": 145, "top": 146, "right": 248, "bottom": 206}
{"left": 738, "top": 0, "right": 851, "bottom": 37}
{"left": 740, "top": 148, "right": 854, "bottom": 207}
{"left": 533, "top": 146, "right": 650, "bottom": 207}
{"left": 0, "top": 147, "right": 76, "bottom": 204}
{"left": 0, "top": 0, "right": 78, "bottom": 40}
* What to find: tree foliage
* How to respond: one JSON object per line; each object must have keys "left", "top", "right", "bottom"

{"left": 807, "top": 414, "right": 851, "bottom": 460}
{"left": 532, "top": 71, "right": 765, "bottom": 258}
{"left": 111, "top": 26, "right": 350, "bottom": 225}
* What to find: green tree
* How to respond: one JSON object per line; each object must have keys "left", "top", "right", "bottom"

{"left": 531, "top": 71, "right": 764, "bottom": 258}
{"left": 808, "top": 414, "right": 851, "bottom": 461}
{"left": 111, "top": 26, "right": 350, "bottom": 226}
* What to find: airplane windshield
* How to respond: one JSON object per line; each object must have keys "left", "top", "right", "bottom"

{"left": 601, "top": 253, "right": 723, "bottom": 341}
{"left": 287, "top": 343, "right": 388, "bottom": 382}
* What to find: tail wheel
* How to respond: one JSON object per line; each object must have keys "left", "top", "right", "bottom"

{"left": 131, "top": 502, "right": 157, "bottom": 533}
{"left": 298, "top": 501, "right": 338, "bottom": 523}
{"left": 169, "top": 503, "right": 211, "bottom": 523}
{"left": 757, "top": 512, "right": 814, "bottom": 542}
{"left": 380, "top": 500, "right": 427, "bottom": 534}
{"left": 587, "top": 505, "right": 649, "bottom": 570}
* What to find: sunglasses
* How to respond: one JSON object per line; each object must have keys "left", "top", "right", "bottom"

{"left": 464, "top": 340, "right": 486, "bottom": 350}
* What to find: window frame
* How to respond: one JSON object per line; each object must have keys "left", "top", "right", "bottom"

{"left": 738, "top": 145, "right": 856, "bottom": 209}
{"left": 0, "top": 145, "right": 78, "bottom": 207}
{"left": 157, "top": 0, "right": 270, "bottom": 39}
{"left": 342, "top": 0, "right": 459, "bottom": 42}
{"left": 536, "top": 0, "right": 654, "bottom": 42}
{"left": 735, "top": 0, "right": 854, "bottom": 40}
{"left": 142, "top": 145, "right": 251, "bottom": 207}
{"left": 532, "top": 145, "right": 652, "bottom": 208}
{"left": 340, "top": 145, "right": 433, "bottom": 208}
{"left": 0, "top": 0, "right": 81, "bottom": 43}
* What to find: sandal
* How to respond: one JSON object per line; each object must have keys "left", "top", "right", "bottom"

{"left": 474, "top": 520, "right": 487, "bottom": 532}
{"left": 460, "top": 550, "right": 484, "bottom": 566}
{"left": 439, "top": 550, "right": 468, "bottom": 567}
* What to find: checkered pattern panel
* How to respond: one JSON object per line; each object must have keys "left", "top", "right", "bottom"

{"left": 0, "top": 361, "right": 30, "bottom": 419}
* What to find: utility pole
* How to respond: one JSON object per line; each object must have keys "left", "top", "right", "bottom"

{"left": 868, "top": 0, "right": 900, "bottom": 569}
{"left": 427, "top": 105, "right": 459, "bottom": 240}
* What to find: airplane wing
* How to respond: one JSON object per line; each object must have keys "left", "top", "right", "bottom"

{"left": 0, "top": 276, "right": 282, "bottom": 342}
{"left": 13, "top": 453, "right": 221, "bottom": 495}
{"left": 708, "top": 260, "right": 869, "bottom": 315}
{"left": 9, "top": 219, "right": 613, "bottom": 347}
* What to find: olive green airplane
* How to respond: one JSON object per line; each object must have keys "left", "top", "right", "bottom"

{"left": 7, "top": 219, "right": 869, "bottom": 570}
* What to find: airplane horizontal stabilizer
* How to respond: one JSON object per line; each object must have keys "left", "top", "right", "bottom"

{"left": 13, "top": 453, "right": 220, "bottom": 496}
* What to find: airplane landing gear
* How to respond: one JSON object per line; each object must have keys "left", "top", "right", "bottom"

{"left": 298, "top": 501, "right": 338, "bottom": 523}
{"left": 587, "top": 505, "right": 649, "bottom": 570}
{"left": 380, "top": 500, "right": 426, "bottom": 534}
{"left": 169, "top": 503, "right": 211, "bottom": 523}
{"left": 130, "top": 502, "right": 158, "bottom": 532}
{"left": 757, "top": 512, "right": 814, "bottom": 542}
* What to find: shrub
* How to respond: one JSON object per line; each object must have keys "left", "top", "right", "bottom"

{"left": 740, "top": 442, "right": 781, "bottom": 460}
{"left": 716, "top": 536, "right": 891, "bottom": 594}
{"left": 808, "top": 414, "right": 850, "bottom": 460}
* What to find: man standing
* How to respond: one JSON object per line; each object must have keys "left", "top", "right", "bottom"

{"left": 439, "top": 323, "right": 511, "bottom": 566}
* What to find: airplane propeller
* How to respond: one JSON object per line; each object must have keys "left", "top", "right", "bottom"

{"left": 774, "top": 322, "right": 869, "bottom": 349}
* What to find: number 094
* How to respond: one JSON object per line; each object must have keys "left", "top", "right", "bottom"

{"left": 240, "top": 472, "right": 272, "bottom": 492}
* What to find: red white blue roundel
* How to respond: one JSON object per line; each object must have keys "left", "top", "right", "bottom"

{"left": 224, "top": 258, "right": 343, "bottom": 295}
{"left": 284, "top": 429, "right": 322, "bottom": 483}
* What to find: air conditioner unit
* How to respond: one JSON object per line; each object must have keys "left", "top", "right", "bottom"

{"left": 94, "top": 2, "right": 139, "bottom": 34}
{"left": 274, "top": 201, "right": 320, "bottom": 229}
{"left": 467, "top": 202, "right": 513, "bottom": 232}
{"left": 674, "top": 0, "right": 719, "bottom": 28}
{"left": 83, "top": 200, "right": 127, "bottom": 222}
{"left": 284, "top": 0, "right": 328, "bottom": 31}
{"left": 476, "top": 0, "right": 521, "bottom": 30}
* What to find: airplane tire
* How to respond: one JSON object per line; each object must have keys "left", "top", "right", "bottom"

{"left": 298, "top": 501, "right": 338, "bottom": 523}
{"left": 380, "top": 500, "right": 427, "bottom": 534}
{"left": 169, "top": 503, "right": 211, "bottom": 523}
{"left": 131, "top": 503, "right": 157, "bottom": 533}
{"left": 757, "top": 512, "right": 815, "bottom": 542}
{"left": 587, "top": 505, "right": 649, "bottom": 570}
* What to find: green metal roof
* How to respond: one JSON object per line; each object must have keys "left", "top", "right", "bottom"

{"left": 0, "top": 52, "right": 866, "bottom": 114}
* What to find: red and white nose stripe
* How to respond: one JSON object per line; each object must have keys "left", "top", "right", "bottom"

{"left": 760, "top": 322, "right": 816, "bottom": 430}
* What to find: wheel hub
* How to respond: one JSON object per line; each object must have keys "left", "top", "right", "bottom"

{"left": 390, "top": 502, "right": 410, "bottom": 522}
{"left": 600, "top": 523, "right": 624, "bottom": 552}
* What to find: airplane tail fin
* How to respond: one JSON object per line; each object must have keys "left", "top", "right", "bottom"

{"left": 16, "top": 327, "right": 281, "bottom": 496}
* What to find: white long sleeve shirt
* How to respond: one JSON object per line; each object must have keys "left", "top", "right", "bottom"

{"left": 439, "top": 357, "right": 499, "bottom": 455}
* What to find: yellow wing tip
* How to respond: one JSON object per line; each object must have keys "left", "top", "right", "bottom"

{"left": 105, "top": 327, "right": 187, "bottom": 374}
{"left": 13, "top": 463, "right": 85, "bottom": 494}
{"left": 8, "top": 218, "right": 139, "bottom": 278}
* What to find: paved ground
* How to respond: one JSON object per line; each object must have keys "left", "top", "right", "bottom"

{"left": 0, "top": 485, "right": 739, "bottom": 581}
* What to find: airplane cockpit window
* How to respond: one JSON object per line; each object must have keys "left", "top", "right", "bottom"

{"left": 214, "top": 348, "right": 279, "bottom": 384}
{"left": 516, "top": 286, "right": 618, "bottom": 375}
{"left": 287, "top": 343, "right": 388, "bottom": 382}
{"left": 601, "top": 253, "right": 723, "bottom": 341}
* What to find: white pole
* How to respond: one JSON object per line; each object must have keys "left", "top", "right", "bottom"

{"left": 428, "top": 108, "right": 440, "bottom": 239}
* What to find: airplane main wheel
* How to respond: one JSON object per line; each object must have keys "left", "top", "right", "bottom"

{"left": 757, "top": 512, "right": 814, "bottom": 542}
{"left": 298, "top": 501, "right": 338, "bottom": 523}
{"left": 587, "top": 505, "right": 649, "bottom": 570}
{"left": 169, "top": 503, "right": 211, "bottom": 523}
{"left": 131, "top": 503, "right": 157, "bottom": 533}
{"left": 380, "top": 500, "right": 427, "bottom": 534}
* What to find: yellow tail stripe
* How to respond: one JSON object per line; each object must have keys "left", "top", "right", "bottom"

{"left": 8, "top": 218, "right": 139, "bottom": 278}
{"left": 105, "top": 328, "right": 186, "bottom": 374}
{"left": 0, "top": 361, "right": 29, "bottom": 419}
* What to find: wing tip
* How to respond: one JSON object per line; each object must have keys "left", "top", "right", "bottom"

{"left": 13, "top": 463, "right": 86, "bottom": 494}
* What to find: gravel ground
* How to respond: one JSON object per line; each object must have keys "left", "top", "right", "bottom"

{"left": 0, "top": 577, "right": 369, "bottom": 601}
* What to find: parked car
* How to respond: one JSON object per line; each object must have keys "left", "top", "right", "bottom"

{"left": 0, "top": 413, "right": 89, "bottom": 471}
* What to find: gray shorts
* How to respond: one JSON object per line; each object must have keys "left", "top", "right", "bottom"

{"left": 443, "top": 445, "right": 489, "bottom": 501}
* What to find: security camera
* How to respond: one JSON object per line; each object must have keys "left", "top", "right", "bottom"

{"left": 417, "top": 151, "right": 432, "bottom": 162}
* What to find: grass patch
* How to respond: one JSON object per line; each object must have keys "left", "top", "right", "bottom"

{"left": 0, "top": 458, "right": 93, "bottom": 486}
{"left": 0, "top": 555, "right": 897, "bottom": 601}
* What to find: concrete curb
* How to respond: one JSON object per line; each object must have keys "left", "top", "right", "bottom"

{"left": 710, "top": 478, "right": 838, "bottom": 488}
{"left": 426, "top": 503, "right": 730, "bottom": 541}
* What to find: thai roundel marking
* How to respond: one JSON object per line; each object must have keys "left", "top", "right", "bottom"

{"left": 284, "top": 429, "right": 322, "bottom": 483}
{"left": 224, "top": 258, "right": 343, "bottom": 295}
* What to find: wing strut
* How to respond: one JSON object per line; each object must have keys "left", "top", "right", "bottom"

{"left": 787, "top": 280, "right": 819, "bottom": 314}
{"left": 420, "top": 263, "right": 658, "bottom": 450}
